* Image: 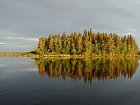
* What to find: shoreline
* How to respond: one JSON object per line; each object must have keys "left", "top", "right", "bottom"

{"left": 0, "top": 52, "right": 139, "bottom": 59}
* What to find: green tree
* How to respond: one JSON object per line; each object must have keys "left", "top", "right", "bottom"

{"left": 107, "top": 35, "right": 115, "bottom": 55}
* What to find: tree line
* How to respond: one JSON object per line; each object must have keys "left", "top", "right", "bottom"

{"left": 35, "top": 29, "right": 139, "bottom": 56}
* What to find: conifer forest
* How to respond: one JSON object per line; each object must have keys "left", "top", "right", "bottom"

{"left": 35, "top": 29, "right": 139, "bottom": 56}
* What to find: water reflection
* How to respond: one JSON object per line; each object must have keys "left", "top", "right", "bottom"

{"left": 35, "top": 58, "right": 138, "bottom": 83}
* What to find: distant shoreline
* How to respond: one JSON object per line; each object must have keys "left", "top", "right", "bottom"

{"left": 0, "top": 52, "right": 39, "bottom": 58}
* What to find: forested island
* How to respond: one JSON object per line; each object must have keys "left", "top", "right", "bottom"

{"left": 34, "top": 29, "right": 139, "bottom": 58}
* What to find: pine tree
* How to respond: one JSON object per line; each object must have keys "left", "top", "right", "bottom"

{"left": 107, "top": 34, "right": 115, "bottom": 56}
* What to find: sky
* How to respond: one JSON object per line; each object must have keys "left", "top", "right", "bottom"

{"left": 0, "top": 0, "right": 140, "bottom": 51}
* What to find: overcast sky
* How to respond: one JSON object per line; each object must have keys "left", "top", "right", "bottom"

{"left": 0, "top": 0, "right": 140, "bottom": 51}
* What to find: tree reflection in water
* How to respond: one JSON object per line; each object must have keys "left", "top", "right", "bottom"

{"left": 35, "top": 58, "right": 138, "bottom": 83}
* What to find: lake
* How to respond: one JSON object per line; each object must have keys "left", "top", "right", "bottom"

{"left": 0, "top": 57, "right": 140, "bottom": 105}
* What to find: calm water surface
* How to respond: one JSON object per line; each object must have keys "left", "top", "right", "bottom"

{"left": 0, "top": 57, "right": 140, "bottom": 105}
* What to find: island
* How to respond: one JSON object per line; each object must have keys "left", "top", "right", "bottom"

{"left": 34, "top": 29, "right": 139, "bottom": 58}
{"left": 0, "top": 29, "right": 139, "bottom": 58}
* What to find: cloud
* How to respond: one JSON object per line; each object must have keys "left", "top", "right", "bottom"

{"left": 0, "top": 42, "right": 5, "bottom": 45}
{"left": 1, "top": 44, "right": 34, "bottom": 47}
{"left": 1, "top": 36, "right": 38, "bottom": 41}
{"left": 0, "top": 30, "right": 38, "bottom": 51}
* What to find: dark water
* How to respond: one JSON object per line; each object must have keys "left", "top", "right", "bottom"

{"left": 0, "top": 57, "right": 140, "bottom": 105}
